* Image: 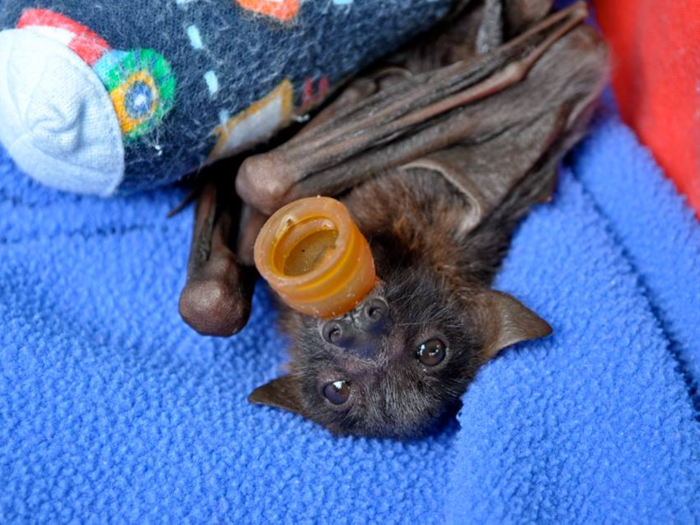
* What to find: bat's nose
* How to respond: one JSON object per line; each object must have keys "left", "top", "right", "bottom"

{"left": 320, "top": 319, "right": 354, "bottom": 348}
{"left": 319, "top": 296, "right": 389, "bottom": 358}
{"left": 356, "top": 297, "right": 388, "bottom": 332}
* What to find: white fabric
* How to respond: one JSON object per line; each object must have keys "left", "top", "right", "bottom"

{"left": 0, "top": 29, "right": 124, "bottom": 196}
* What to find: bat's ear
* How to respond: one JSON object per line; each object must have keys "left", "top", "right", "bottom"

{"left": 248, "top": 374, "right": 307, "bottom": 417}
{"left": 478, "top": 290, "right": 552, "bottom": 360}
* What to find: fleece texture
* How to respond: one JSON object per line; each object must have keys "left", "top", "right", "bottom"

{"left": 0, "top": 0, "right": 451, "bottom": 195}
{"left": 1, "top": 104, "right": 700, "bottom": 521}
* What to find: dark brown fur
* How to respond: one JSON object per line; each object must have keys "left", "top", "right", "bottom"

{"left": 276, "top": 167, "right": 552, "bottom": 437}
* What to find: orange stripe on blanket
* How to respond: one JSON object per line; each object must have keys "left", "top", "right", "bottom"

{"left": 236, "top": 0, "right": 299, "bottom": 21}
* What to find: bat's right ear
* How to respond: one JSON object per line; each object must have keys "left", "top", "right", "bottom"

{"left": 478, "top": 290, "right": 553, "bottom": 360}
{"left": 248, "top": 375, "right": 307, "bottom": 417}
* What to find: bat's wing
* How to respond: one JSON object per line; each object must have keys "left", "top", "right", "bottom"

{"left": 236, "top": 1, "right": 605, "bottom": 216}
{"left": 179, "top": 0, "right": 595, "bottom": 337}
{"left": 399, "top": 109, "right": 565, "bottom": 235}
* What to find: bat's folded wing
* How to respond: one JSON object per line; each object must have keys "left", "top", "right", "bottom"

{"left": 236, "top": 2, "right": 606, "bottom": 216}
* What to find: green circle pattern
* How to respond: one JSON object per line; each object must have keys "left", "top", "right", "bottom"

{"left": 100, "top": 49, "right": 176, "bottom": 140}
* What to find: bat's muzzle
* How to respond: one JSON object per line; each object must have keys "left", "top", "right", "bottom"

{"left": 319, "top": 294, "right": 389, "bottom": 359}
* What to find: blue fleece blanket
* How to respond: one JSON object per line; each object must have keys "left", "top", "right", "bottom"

{"left": 1, "top": 98, "right": 700, "bottom": 521}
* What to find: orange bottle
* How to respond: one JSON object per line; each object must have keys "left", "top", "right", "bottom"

{"left": 254, "top": 197, "right": 376, "bottom": 319}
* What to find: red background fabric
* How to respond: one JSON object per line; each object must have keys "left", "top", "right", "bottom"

{"left": 593, "top": 0, "right": 700, "bottom": 218}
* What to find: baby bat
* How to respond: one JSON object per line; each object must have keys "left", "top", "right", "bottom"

{"left": 179, "top": 0, "right": 608, "bottom": 438}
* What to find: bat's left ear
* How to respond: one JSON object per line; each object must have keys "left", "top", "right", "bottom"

{"left": 248, "top": 374, "right": 307, "bottom": 417}
{"left": 478, "top": 290, "right": 552, "bottom": 360}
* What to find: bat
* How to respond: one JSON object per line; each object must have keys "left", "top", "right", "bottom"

{"left": 179, "top": 0, "right": 608, "bottom": 438}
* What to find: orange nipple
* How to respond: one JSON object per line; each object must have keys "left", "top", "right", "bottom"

{"left": 253, "top": 197, "right": 376, "bottom": 319}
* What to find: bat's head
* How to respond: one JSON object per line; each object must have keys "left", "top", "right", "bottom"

{"left": 249, "top": 263, "right": 551, "bottom": 439}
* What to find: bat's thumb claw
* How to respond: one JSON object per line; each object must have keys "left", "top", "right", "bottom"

{"left": 237, "top": 154, "right": 293, "bottom": 215}
{"left": 179, "top": 276, "right": 252, "bottom": 337}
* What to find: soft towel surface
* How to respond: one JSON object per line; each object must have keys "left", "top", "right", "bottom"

{"left": 1, "top": 103, "right": 700, "bottom": 521}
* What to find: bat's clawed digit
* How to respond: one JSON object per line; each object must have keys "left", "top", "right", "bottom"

{"left": 235, "top": 154, "right": 293, "bottom": 217}
{"left": 179, "top": 183, "right": 255, "bottom": 337}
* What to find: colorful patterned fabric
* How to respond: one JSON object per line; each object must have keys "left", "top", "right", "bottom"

{"left": 0, "top": 0, "right": 453, "bottom": 195}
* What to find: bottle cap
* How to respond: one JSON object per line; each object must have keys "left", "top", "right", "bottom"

{"left": 254, "top": 196, "right": 376, "bottom": 318}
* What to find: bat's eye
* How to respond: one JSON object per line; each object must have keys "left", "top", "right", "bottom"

{"left": 416, "top": 338, "right": 447, "bottom": 366}
{"left": 323, "top": 380, "right": 351, "bottom": 405}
